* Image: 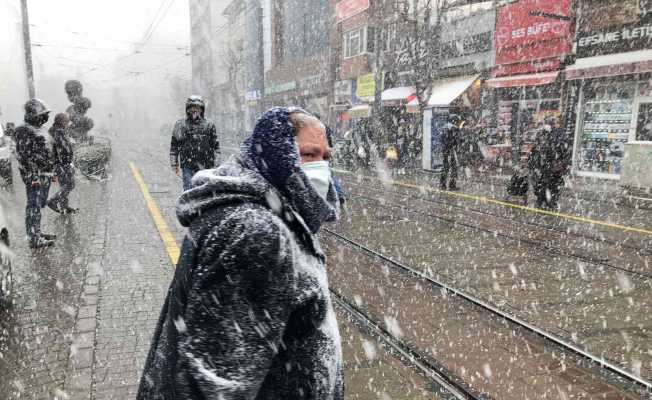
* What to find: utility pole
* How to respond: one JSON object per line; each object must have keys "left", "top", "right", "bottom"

{"left": 20, "top": 0, "right": 35, "bottom": 98}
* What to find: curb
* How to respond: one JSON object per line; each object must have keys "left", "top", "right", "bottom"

{"left": 61, "top": 211, "right": 108, "bottom": 400}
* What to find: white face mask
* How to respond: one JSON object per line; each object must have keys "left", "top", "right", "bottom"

{"left": 301, "top": 161, "right": 331, "bottom": 201}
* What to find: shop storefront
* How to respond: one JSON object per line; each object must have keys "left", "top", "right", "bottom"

{"left": 485, "top": 73, "right": 562, "bottom": 166}
{"left": 486, "top": 0, "right": 573, "bottom": 168}
{"left": 566, "top": 0, "right": 652, "bottom": 181}
{"left": 422, "top": 75, "right": 482, "bottom": 170}
{"left": 567, "top": 54, "right": 652, "bottom": 179}
{"left": 421, "top": 6, "right": 495, "bottom": 170}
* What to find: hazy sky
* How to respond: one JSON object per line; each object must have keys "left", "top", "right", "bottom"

{"left": 1, "top": 0, "right": 191, "bottom": 122}
{"left": 27, "top": 0, "right": 191, "bottom": 82}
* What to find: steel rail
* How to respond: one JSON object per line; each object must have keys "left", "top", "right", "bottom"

{"left": 341, "top": 174, "right": 652, "bottom": 254}
{"left": 324, "top": 228, "right": 652, "bottom": 391}
{"left": 346, "top": 189, "right": 652, "bottom": 280}
{"left": 331, "top": 290, "right": 487, "bottom": 400}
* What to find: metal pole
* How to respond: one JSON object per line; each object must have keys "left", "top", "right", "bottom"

{"left": 20, "top": 0, "right": 35, "bottom": 98}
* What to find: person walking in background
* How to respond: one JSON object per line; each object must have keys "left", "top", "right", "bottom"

{"left": 528, "top": 116, "right": 571, "bottom": 210}
{"left": 138, "top": 107, "right": 343, "bottom": 399}
{"left": 170, "top": 95, "right": 220, "bottom": 191}
{"left": 440, "top": 113, "right": 462, "bottom": 191}
{"left": 325, "top": 125, "right": 347, "bottom": 204}
{"left": 47, "top": 113, "right": 78, "bottom": 214}
{"left": 14, "top": 99, "right": 57, "bottom": 248}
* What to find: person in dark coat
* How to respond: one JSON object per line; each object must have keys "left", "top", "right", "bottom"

{"left": 325, "top": 125, "right": 346, "bottom": 204}
{"left": 528, "top": 116, "right": 571, "bottom": 210}
{"left": 47, "top": 113, "right": 77, "bottom": 214}
{"left": 14, "top": 99, "right": 57, "bottom": 248}
{"left": 138, "top": 107, "right": 343, "bottom": 400}
{"left": 170, "top": 95, "right": 220, "bottom": 191}
{"left": 440, "top": 113, "right": 462, "bottom": 190}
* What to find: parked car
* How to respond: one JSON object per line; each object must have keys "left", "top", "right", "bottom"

{"left": 0, "top": 118, "right": 14, "bottom": 187}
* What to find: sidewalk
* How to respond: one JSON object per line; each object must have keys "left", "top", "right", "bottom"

{"left": 410, "top": 164, "right": 652, "bottom": 209}
{"left": 0, "top": 162, "right": 111, "bottom": 399}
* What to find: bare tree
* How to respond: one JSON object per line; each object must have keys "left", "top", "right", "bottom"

{"left": 370, "top": 0, "right": 452, "bottom": 167}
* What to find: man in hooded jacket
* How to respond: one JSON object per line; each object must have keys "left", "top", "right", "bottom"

{"left": 138, "top": 107, "right": 344, "bottom": 399}
{"left": 170, "top": 95, "right": 220, "bottom": 191}
{"left": 14, "top": 99, "right": 57, "bottom": 248}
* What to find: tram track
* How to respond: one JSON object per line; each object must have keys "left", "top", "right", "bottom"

{"left": 323, "top": 228, "right": 652, "bottom": 394}
{"left": 345, "top": 187, "right": 652, "bottom": 281}
{"left": 331, "top": 291, "right": 485, "bottom": 400}
{"left": 340, "top": 174, "right": 651, "bottom": 257}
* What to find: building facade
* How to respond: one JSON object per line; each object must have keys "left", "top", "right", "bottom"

{"left": 187, "top": 0, "right": 652, "bottom": 188}
{"left": 261, "top": 0, "right": 333, "bottom": 118}
{"left": 567, "top": 0, "right": 652, "bottom": 184}
{"left": 188, "top": 0, "right": 241, "bottom": 139}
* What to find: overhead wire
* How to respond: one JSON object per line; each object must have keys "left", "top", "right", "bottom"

{"left": 139, "top": 0, "right": 171, "bottom": 45}
{"left": 85, "top": 0, "right": 179, "bottom": 75}
{"left": 32, "top": 42, "right": 185, "bottom": 54}
{"left": 29, "top": 23, "right": 189, "bottom": 49}
{"left": 140, "top": 0, "right": 177, "bottom": 47}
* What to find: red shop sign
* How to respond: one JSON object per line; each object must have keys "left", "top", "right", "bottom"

{"left": 336, "top": 0, "right": 370, "bottom": 22}
{"left": 494, "top": 0, "right": 573, "bottom": 72}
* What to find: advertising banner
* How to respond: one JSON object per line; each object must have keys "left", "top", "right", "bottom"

{"left": 577, "top": 20, "right": 652, "bottom": 57}
{"left": 356, "top": 73, "right": 377, "bottom": 99}
{"left": 494, "top": 0, "right": 572, "bottom": 75}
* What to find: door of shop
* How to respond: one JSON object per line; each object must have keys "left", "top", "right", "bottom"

{"left": 497, "top": 96, "right": 561, "bottom": 168}
{"left": 430, "top": 109, "right": 448, "bottom": 169}
{"left": 634, "top": 97, "right": 652, "bottom": 142}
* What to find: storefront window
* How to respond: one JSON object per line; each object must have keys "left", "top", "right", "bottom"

{"left": 492, "top": 85, "right": 561, "bottom": 166}
{"left": 577, "top": 81, "right": 636, "bottom": 175}
{"left": 635, "top": 80, "right": 652, "bottom": 142}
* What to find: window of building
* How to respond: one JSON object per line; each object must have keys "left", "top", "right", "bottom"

{"left": 343, "top": 27, "right": 367, "bottom": 58}
{"left": 381, "top": 23, "right": 397, "bottom": 52}
{"left": 280, "top": 0, "right": 329, "bottom": 61}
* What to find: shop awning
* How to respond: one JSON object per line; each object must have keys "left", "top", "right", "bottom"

{"left": 427, "top": 75, "right": 479, "bottom": 107}
{"left": 381, "top": 86, "right": 416, "bottom": 104}
{"left": 485, "top": 71, "right": 559, "bottom": 88}
{"left": 347, "top": 104, "right": 371, "bottom": 118}
{"left": 565, "top": 50, "right": 652, "bottom": 80}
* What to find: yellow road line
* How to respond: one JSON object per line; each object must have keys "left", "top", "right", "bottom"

{"left": 129, "top": 161, "right": 180, "bottom": 265}
{"left": 332, "top": 168, "right": 652, "bottom": 236}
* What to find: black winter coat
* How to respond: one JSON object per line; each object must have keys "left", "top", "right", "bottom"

{"left": 14, "top": 123, "right": 54, "bottom": 183}
{"left": 170, "top": 118, "right": 220, "bottom": 172}
{"left": 528, "top": 127, "right": 571, "bottom": 182}
{"left": 137, "top": 161, "right": 344, "bottom": 400}
{"left": 441, "top": 123, "right": 460, "bottom": 153}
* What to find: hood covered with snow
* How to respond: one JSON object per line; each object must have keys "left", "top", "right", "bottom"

{"left": 176, "top": 161, "right": 339, "bottom": 234}
{"left": 176, "top": 161, "right": 269, "bottom": 227}
{"left": 177, "top": 107, "right": 339, "bottom": 233}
